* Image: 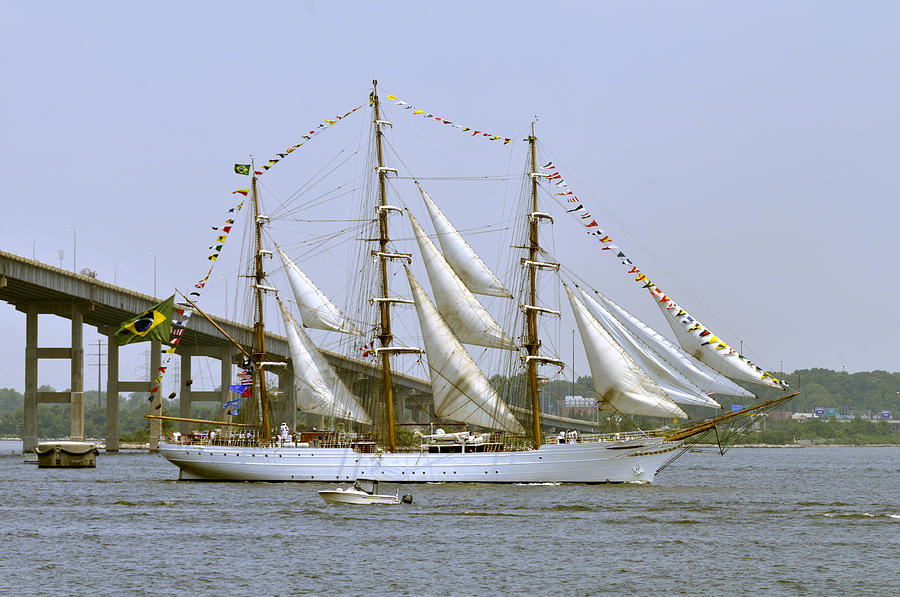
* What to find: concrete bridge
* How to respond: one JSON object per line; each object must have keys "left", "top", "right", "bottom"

{"left": 0, "top": 249, "right": 602, "bottom": 451}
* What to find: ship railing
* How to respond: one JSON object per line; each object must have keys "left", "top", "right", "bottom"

{"left": 546, "top": 430, "right": 667, "bottom": 444}
{"left": 579, "top": 430, "right": 667, "bottom": 443}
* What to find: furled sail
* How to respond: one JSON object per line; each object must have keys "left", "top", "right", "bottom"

{"left": 565, "top": 285, "right": 687, "bottom": 419}
{"left": 275, "top": 244, "right": 362, "bottom": 335}
{"left": 648, "top": 287, "right": 785, "bottom": 390}
{"left": 408, "top": 210, "right": 516, "bottom": 350}
{"left": 276, "top": 299, "right": 372, "bottom": 424}
{"left": 416, "top": 181, "right": 512, "bottom": 298}
{"left": 406, "top": 267, "right": 525, "bottom": 433}
{"left": 591, "top": 291, "right": 754, "bottom": 399}
{"left": 576, "top": 287, "right": 721, "bottom": 408}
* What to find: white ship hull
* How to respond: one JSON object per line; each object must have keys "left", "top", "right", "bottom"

{"left": 158, "top": 437, "right": 681, "bottom": 484}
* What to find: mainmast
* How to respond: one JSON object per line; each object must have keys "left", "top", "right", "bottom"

{"left": 372, "top": 80, "right": 397, "bottom": 452}
{"left": 250, "top": 161, "right": 273, "bottom": 444}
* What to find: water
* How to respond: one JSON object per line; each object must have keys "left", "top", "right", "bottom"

{"left": 0, "top": 443, "right": 897, "bottom": 596}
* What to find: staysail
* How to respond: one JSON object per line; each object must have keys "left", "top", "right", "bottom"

{"left": 648, "top": 289, "right": 784, "bottom": 390}
{"left": 542, "top": 162, "right": 786, "bottom": 391}
{"left": 416, "top": 181, "right": 512, "bottom": 298}
{"left": 576, "top": 287, "right": 722, "bottom": 408}
{"left": 406, "top": 267, "right": 525, "bottom": 433}
{"left": 565, "top": 285, "right": 687, "bottom": 419}
{"left": 276, "top": 299, "right": 372, "bottom": 424}
{"left": 408, "top": 210, "right": 516, "bottom": 350}
{"left": 591, "top": 291, "right": 754, "bottom": 399}
{"left": 275, "top": 244, "right": 362, "bottom": 335}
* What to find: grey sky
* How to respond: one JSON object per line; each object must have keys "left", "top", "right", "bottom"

{"left": 1, "top": 1, "right": 898, "bottom": 393}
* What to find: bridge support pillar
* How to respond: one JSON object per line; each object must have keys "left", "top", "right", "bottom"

{"left": 22, "top": 303, "right": 86, "bottom": 450}
{"left": 396, "top": 389, "right": 411, "bottom": 424}
{"left": 179, "top": 350, "right": 192, "bottom": 435}
{"left": 279, "top": 365, "right": 296, "bottom": 433}
{"left": 219, "top": 346, "right": 233, "bottom": 424}
{"left": 147, "top": 340, "right": 162, "bottom": 451}
{"left": 177, "top": 346, "right": 234, "bottom": 435}
{"left": 69, "top": 303, "right": 84, "bottom": 441}
{"left": 23, "top": 306, "right": 38, "bottom": 452}
{"left": 106, "top": 336, "right": 119, "bottom": 452}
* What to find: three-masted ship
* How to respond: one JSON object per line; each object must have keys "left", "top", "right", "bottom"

{"left": 156, "top": 82, "right": 795, "bottom": 483}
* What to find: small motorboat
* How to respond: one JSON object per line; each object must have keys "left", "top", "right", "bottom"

{"left": 318, "top": 479, "right": 413, "bottom": 505}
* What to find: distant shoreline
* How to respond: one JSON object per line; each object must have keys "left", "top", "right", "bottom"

{"left": 710, "top": 443, "right": 899, "bottom": 448}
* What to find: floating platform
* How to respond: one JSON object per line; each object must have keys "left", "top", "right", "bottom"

{"left": 35, "top": 441, "right": 99, "bottom": 468}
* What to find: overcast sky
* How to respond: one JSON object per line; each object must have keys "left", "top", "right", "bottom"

{"left": 2, "top": 1, "right": 898, "bottom": 393}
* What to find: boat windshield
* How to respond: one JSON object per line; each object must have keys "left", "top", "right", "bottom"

{"left": 353, "top": 479, "right": 378, "bottom": 494}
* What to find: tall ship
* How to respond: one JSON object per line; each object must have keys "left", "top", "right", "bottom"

{"left": 152, "top": 82, "right": 795, "bottom": 483}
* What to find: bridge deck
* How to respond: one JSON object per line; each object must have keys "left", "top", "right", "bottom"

{"left": 0, "top": 249, "right": 602, "bottom": 433}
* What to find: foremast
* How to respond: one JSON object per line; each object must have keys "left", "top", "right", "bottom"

{"left": 250, "top": 162, "right": 273, "bottom": 444}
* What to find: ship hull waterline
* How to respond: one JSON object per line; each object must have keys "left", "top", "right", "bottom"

{"left": 158, "top": 438, "right": 681, "bottom": 484}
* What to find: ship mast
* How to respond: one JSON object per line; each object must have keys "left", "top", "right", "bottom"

{"left": 372, "top": 80, "right": 397, "bottom": 452}
{"left": 525, "top": 124, "right": 542, "bottom": 447}
{"left": 250, "top": 160, "right": 273, "bottom": 444}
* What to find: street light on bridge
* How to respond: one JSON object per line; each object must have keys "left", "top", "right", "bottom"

{"left": 66, "top": 224, "right": 76, "bottom": 272}
{"left": 147, "top": 252, "right": 157, "bottom": 297}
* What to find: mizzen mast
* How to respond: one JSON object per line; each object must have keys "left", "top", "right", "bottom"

{"left": 525, "top": 126, "right": 542, "bottom": 447}
{"left": 523, "top": 124, "right": 563, "bottom": 448}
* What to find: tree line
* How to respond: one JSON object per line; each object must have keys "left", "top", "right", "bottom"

{"left": 1, "top": 367, "right": 897, "bottom": 441}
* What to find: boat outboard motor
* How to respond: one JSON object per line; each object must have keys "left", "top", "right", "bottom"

{"left": 401, "top": 494, "right": 413, "bottom": 504}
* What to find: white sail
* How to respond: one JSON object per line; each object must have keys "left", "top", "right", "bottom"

{"left": 649, "top": 289, "right": 785, "bottom": 390}
{"left": 406, "top": 267, "right": 525, "bottom": 434}
{"left": 565, "top": 285, "right": 687, "bottom": 419}
{"left": 592, "top": 291, "right": 754, "bottom": 399}
{"left": 416, "top": 181, "right": 512, "bottom": 298}
{"left": 576, "top": 288, "right": 721, "bottom": 408}
{"left": 276, "top": 244, "right": 362, "bottom": 335}
{"left": 408, "top": 210, "right": 516, "bottom": 350}
{"left": 277, "top": 299, "right": 372, "bottom": 425}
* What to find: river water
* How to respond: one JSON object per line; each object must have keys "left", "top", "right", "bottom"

{"left": 0, "top": 442, "right": 897, "bottom": 596}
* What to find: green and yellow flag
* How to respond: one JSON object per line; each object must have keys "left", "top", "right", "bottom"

{"left": 114, "top": 295, "right": 175, "bottom": 346}
{"left": 234, "top": 164, "right": 250, "bottom": 175}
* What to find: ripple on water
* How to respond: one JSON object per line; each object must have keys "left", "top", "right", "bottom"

{"left": 822, "top": 511, "right": 900, "bottom": 521}
{"left": 0, "top": 445, "right": 896, "bottom": 596}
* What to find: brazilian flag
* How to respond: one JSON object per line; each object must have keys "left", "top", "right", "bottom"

{"left": 115, "top": 295, "right": 175, "bottom": 346}
{"left": 234, "top": 164, "right": 250, "bottom": 175}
